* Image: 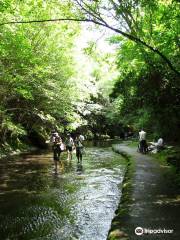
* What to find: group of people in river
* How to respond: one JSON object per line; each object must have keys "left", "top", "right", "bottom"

{"left": 138, "top": 128, "right": 164, "bottom": 154}
{"left": 50, "top": 128, "right": 164, "bottom": 172}
{"left": 50, "top": 131, "right": 85, "bottom": 173}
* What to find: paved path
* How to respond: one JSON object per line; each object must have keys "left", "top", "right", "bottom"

{"left": 110, "top": 144, "right": 180, "bottom": 240}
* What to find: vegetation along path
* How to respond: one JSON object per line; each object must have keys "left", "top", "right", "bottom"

{"left": 109, "top": 144, "right": 180, "bottom": 240}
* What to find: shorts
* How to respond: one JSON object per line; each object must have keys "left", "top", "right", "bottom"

{"left": 76, "top": 147, "right": 83, "bottom": 156}
{"left": 53, "top": 148, "right": 62, "bottom": 161}
{"left": 66, "top": 146, "right": 73, "bottom": 152}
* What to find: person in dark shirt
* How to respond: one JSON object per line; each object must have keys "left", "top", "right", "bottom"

{"left": 52, "top": 136, "right": 62, "bottom": 173}
{"left": 74, "top": 133, "right": 84, "bottom": 163}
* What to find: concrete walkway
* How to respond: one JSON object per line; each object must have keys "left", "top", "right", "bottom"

{"left": 110, "top": 144, "right": 180, "bottom": 240}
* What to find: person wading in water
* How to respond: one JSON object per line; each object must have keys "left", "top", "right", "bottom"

{"left": 65, "top": 133, "right": 74, "bottom": 161}
{"left": 52, "top": 136, "right": 63, "bottom": 173}
{"left": 74, "top": 133, "right": 85, "bottom": 164}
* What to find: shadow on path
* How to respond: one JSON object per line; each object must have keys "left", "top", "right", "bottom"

{"left": 109, "top": 144, "right": 180, "bottom": 240}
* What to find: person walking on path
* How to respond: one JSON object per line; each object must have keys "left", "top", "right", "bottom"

{"left": 74, "top": 133, "right": 85, "bottom": 163}
{"left": 65, "top": 133, "right": 74, "bottom": 161}
{"left": 139, "top": 128, "right": 147, "bottom": 154}
{"left": 52, "top": 136, "right": 63, "bottom": 173}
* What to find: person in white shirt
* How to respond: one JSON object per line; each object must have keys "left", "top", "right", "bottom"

{"left": 139, "top": 129, "right": 147, "bottom": 153}
{"left": 156, "top": 138, "right": 163, "bottom": 147}
{"left": 149, "top": 138, "right": 164, "bottom": 153}
{"left": 65, "top": 133, "right": 74, "bottom": 160}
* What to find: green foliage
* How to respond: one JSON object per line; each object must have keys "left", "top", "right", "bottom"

{"left": 0, "top": 0, "right": 179, "bottom": 151}
{"left": 109, "top": 0, "right": 180, "bottom": 140}
{"left": 0, "top": 1, "right": 81, "bottom": 149}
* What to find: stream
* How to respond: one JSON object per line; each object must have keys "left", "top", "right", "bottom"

{"left": 0, "top": 141, "right": 126, "bottom": 240}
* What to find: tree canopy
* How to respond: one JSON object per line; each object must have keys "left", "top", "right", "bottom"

{"left": 0, "top": 1, "right": 81, "bottom": 150}
{"left": 0, "top": 0, "right": 180, "bottom": 152}
{"left": 1, "top": 0, "right": 179, "bottom": 75}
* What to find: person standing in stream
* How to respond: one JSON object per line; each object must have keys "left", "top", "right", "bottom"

{"left": 52, "top": 136, "right": 63, "bottom": 173}
{"left": 65, "top": 133, "right": 74, "bottom": 161}
{"left": 74, "top": 133, "right": 85, "bottom": 163}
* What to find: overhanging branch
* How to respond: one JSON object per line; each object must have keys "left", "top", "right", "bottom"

{"left": 0, "top": 17, "right": 179, "bottom": 76}
{"left": 0, "top": 17, "right": 91, "bottom": 26}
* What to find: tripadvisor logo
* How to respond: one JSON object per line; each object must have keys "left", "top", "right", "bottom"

{"left": 135, "top": 227, "right": 174, "bottom": 235}
{"left": 135, "top": 227, "right": 143, "bottom": 235}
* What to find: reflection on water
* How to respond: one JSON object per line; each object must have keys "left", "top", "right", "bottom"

{"left": 86, "top": 139, "right": 121, "bottom": 148}
{"left": 76, "top": 163, "right": 83, "bottom": 174}
{"left": 0, "top": 143, "right": 126, "bottom": 240}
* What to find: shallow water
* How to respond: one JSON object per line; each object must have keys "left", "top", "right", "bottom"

{"left": 0, "top": 143, "right": 126, "bottom": 240}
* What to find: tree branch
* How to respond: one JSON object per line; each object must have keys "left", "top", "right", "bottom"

{"left": 103, "top": 23, "right": 180, "bottom": 76}
{"left": 0, "top": 17, "right": 179, "bottom": 76}
{"left": 0, "top": 18, "right": 90, "bottom": 26}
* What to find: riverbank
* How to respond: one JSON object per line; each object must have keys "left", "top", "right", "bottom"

{"left": 108, "top": 143, "right": 180, "bottom": 240}
{"left": 108, "top": 145, "right": 134, "bottom": 240}
{"left": 127, "top": 140, "right": 180, "bottom": 188}
{"left": 0, "top": 144, "right": 38, "bottom": 160}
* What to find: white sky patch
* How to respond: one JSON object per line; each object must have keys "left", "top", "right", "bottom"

{"left": 77, "top": 23, "right": 117, "bottom": 53}
{"left": 73, "top": 23, "right": 118, "bottom": 99}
